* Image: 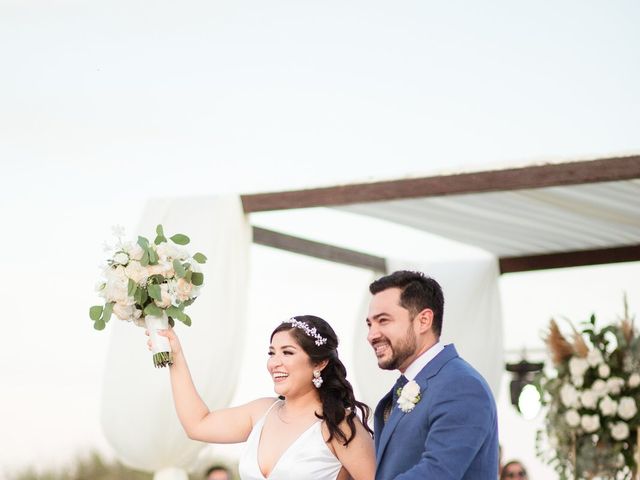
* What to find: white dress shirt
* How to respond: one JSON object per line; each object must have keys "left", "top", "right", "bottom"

{"left": 403, "top": 341, "right": 444, "bottom": 381}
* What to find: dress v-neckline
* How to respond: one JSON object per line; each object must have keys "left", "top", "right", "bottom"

{"left": 256, "top": 403, "right": 322, "bottom": 479}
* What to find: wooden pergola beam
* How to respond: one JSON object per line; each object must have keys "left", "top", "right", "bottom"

{"left": 498, "top": 244, "right": 640, "bottom": 274}
{"left": 241, "top": 155, "right": 640, "bottom": 212}
{"left": 253, "top": 228, "right": 640, "bottom": 274}
{"left": 252, "top": 227, "right": 387, "bottom": 273}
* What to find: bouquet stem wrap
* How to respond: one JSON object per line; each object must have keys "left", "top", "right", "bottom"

{"left": 145, "top": 312, "right": 172, "bottom": 368}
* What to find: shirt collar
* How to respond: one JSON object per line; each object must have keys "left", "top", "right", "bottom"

{"left": 403, "top": 341, "right": 444, "bottom": 381}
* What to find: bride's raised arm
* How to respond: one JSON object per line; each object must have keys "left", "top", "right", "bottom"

{"left": 150, "top": 328, "right": 274, "bottom": 444}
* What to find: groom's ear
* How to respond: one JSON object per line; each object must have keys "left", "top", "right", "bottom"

{"left": 416, "top": 308, "right": 434, "bottom": 334}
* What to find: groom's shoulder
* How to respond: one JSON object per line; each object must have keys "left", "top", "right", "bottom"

{"left": 432, "top": 346, "right": 494, "bottom": 395}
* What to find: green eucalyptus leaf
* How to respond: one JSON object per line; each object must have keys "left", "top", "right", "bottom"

{"left": 94, "top": 319, "right": 106, "bottom": 330}
{"left": 154, "top": 225, "right": 167, "bottom": 245}
{"left": 102, "top": 302, "right": 114, "bottom": 323}
{"left": 148, "top": 284, "right": 162, "bottom": 301}
{"left": 89, "top": 305, "right": 103, "bottom": 321}
{"left": 167, "top": 305, "right": 185, "bottom": 321}
{"left": 182, "top": 314, "right": 192, "bottom": 326}
{"left": 148, "top": 247, "right": 159, "bottom": 265}
{"left": 140, "top": 249, "right": 150, "bottom": 267}
{"left": 192, "top": 252, "right": 207, "bottom": 264}
{"left": 144, "top": 303, "right": 162, "bottom": 317}
{"left": 137, "top": 236, "right": 150, "bottom": 248}
{"left": 170, "top": 233, "right": 190, "bottom": 245}
{"left": 191, "top": 272, "right": 204, "bottom": 286}
{"left": 148, "top": 274, "right": 165, "bottom": 284}
{"left": 134, "top": 287, "right": 143, "bottom": 305}
{"left": 127, "top": 278, "right": 137, "bottom": 296}
{"left": 184, "top": 270, "right": 192, "bottom": 283}
{"left": 173, "top": 259, "right": 186, "bottom": 278}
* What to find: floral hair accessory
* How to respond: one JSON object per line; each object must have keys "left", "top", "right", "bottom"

{"left": 397, "top": 380, "right": 421, "bottom": 413}
{"left": 284, "top": 318, "right": 328, "bottom": 346}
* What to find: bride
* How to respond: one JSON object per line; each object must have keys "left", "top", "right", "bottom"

{"left": 152, "top": 315, "right": 375, "bottom": 480}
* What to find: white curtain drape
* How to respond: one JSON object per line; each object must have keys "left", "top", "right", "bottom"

{"left": 100, "top": 196, "right": 251, "bottom": 479}
{"left": 352, "top": 257, "right": 504, "bottom": 411}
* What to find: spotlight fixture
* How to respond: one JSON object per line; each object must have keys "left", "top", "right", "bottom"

{"left": 505, "top": 359, "right": 544, "bottom": 418}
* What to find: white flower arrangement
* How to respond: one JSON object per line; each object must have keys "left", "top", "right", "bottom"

{"left": 397, "top": 380, "right": 422, "bottom": 413}
{"left": 90, "top": 225, "right": 207, "bottom": 367}
{"left": 536, "top": 297, "right": 640, "bottom": 479}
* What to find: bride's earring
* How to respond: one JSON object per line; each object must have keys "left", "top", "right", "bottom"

{"left": 312, "top": 370, "right": 323, "bottom": 388}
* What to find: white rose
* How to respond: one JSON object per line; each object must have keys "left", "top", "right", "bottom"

{"left": 154, "top": 284, "right": 172, "bottom": 309}
{"left": 132, "top": 309, "right": 145, "bottom": 327}
{"left": 629, "top": 373, "right": 640, "bottom": 388}
{"left": 124, "top": 242, "right": 144, "bottom": 261}
{"left": 103, "top": 266, "right": 129, "bottom": 303}
{"left": 398, "top": 397, "right": 414, "bottom": 412}
{"left": 157, "top": 243, "right": 188, "bottom": 261}
{"left": 592, "top": 379, "right": 608, "bottom": 398}
{"left": 112, "top": 302, "right": 134, "bottom": 321}
{"left": 565, "top": 409, "right": 581, "bottom": 427}
{"left": 113, "top": 251, "right": 129, "bottom": 265}
{"left": 560, "top": 384, "right": 579, "bottom": 408}
{"left": 581, "top": 390, "right": 598, "bottom": 409}
{"left": 607, "top": 377, "right": 625, "bottom": 395}
{"left": 618, "top": 397, "right": 638, "bottom": 420}
{"left": 598, "top": 364, "right": 611, "bottom": 379}
{"left": 581, "top": 414, "right": 600, "bottom": 433}
{"left": 176, "top": 278, "right": 194, "bottom": 302}
{"left": 572, "top": 376, "right": 584, "bottom": 388}
{"left": 401, "top": 381, "right": 421, "bottom": 399}
{"left": 161, "top": 261, "right": 176, "bottom": 279}
{"left": 569, "top": 357, "right": 590, "bottom": 378}
{"left": 610, "top": 421, "right": 630, "bottom": 441}
{"left": 587, "top": 349, "right": 604, "bottom": 367}
{"left": 599, "top": 396, "right": 618, "bottom": 416}
{"left": 125, "top": 261, "right": 148, "bottom": 284}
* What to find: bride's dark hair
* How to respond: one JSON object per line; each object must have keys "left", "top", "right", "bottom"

{"left": 271, "top": 315, "right": 373, "bottom": 446}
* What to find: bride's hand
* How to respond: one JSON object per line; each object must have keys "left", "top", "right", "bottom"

{"left": 145, "top": 327, "right": 183, "bottom": 357}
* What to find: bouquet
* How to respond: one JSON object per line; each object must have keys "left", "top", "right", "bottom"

{"left": 90, "top": 225, "right": 207, "bottom": 367}
{"left": 536, "top": 297, "right": 640, "bottom": 479}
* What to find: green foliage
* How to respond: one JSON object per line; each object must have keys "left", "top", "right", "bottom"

{"left": 170, "top": 233, "right": 190, "bottom": 245}
{"left": 191, "top": 272, "right": 204, "bottom": 286}
{"left": 89, "top": 306, "right": 103, "bottom": 321}
{"left": 537, "top": 299, "right": 639, "bottom": 479}
{"left": 192, "top": 252, "right": 207, "bottom": 264}
{"left": 173, "top": 259, "right": 186, "bottom": 278}
{"left": 153, "top": 224, "right": 167, "bottom": 245}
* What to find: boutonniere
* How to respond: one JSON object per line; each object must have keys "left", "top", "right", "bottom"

{"left": 397, "top": 380, "right": 421, "bottom": 413}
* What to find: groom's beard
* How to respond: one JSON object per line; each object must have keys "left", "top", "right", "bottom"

{"left": 376, "top": 323, "right": 417, "bottom": 371}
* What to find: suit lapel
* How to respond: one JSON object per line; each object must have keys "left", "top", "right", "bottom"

{"left": 374, "top": 389, "right": 393, "bottom": 452}
{"left": 375, "top": 344, "right": 460, "bottom": 469}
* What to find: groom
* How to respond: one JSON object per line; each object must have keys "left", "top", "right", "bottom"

{"left": 367, "top": 270, "right": 499, "bottom": 479}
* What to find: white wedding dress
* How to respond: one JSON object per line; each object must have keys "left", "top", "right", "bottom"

{"left": 238, "top": 400, "right": 342, "bottom": 480}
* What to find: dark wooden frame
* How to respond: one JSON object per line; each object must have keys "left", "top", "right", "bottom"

{"left": 241, "top": 155, "right": 640, "bottom": 212}
{"left": 253, "top": 227, "right": 387, "bottom": 273}
{"left": 244, "top": 157, "right": 640, "bottom": 273}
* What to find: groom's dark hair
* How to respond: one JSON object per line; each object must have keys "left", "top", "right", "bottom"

{"left": 369, "top": 270, "right": 445, "bottom": 337}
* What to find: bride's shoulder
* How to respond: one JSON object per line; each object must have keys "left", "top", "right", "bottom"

{"left": 246, "top": 397, "right": 280, "bottom": 423}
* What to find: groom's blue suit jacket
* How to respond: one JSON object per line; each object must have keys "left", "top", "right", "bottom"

{"left": 374, "top": 344, "right": 498, "bottom": 480}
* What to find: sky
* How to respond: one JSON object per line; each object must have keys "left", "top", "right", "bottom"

{"left": 1, "top": 1, "right": 639, "bottom": 478}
